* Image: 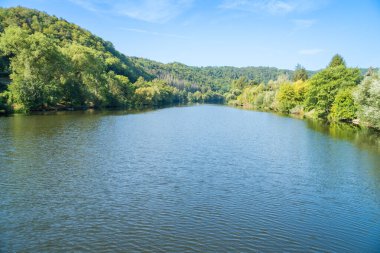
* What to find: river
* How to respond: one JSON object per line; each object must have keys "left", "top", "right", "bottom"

{"left": 1, "top": 105, "right": 379, "bottom": 252}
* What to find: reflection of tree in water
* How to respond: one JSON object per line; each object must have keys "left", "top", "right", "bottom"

{"left": 305, "top": 119, "right": 380, "bottom": 154}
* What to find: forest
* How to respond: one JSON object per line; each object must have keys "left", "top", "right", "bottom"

{"left": 0, "top": 7, "right": 379, "bottom": 129}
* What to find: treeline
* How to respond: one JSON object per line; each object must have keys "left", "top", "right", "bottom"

{"left": 130, "top": 57, "right": 302, "bottom": 93}
{"left": 0, "top": 7, "right": 303, "bottom": 112}
{"left": 0, "top": 7, "right": 223, "bottom": 112}
{"left": 226, "top": 55, "right": 380, "bottom": 129}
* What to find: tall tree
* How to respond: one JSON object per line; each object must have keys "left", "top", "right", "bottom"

{"left": 305, "top": 55, "right": 361, "bottom": 118}
{"left": 0, "top": 26, "right": 67, "bottom": 111}
{"left": 328, "top": 54, "right": 346, "bottom": 68}
{"left": 293, "top": 64, "right": 308, "bottom": 81}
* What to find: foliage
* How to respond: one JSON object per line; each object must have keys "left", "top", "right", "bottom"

{"left": 354, "top": 71, "right": 380, "bottom": 128}
{"left": 276, "top": 82, "right": 297, "bottom": 113}
{"left": 329, "top": 88, "right": 358, "bottom": 122}
{"left": 305, "top": 58, "right": 361, "bottom": 118}
{"left": 0, "top": 90, "right": 10, "bottom": 112}
{"left": 0, "top": 6, "right": 301, "bottom": 111}
{"left": 328, "top": 54, "right": 346, "bottom": 68}
{"left": 133, "top": 78, "right": 183, "bottom": 106}
{"left": 131, "top": 57, "right": 298, "bottom": 93}
{"left": 229, "top": 75, "right": 289, "bottom": 111}
{"left": 0, "top": 27, "right": 68, "bottom": 110}
{"left": 293, "top": 64, "right": 308, "bottom": 81}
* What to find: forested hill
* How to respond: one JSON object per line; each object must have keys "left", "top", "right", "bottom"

{"left": 129, "top": 57, "right": 302, "bottom": 93}
{"left": 0, "top": 6, "right": 313, "bottom": 112}
{"left": 0, "top": 7, "right": 302, "bottom": 88}
{"left": 0, "top": 7, "right": 152, "bottom": 82}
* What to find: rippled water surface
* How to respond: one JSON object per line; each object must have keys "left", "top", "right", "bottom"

{"left": 1, "top": 105, "right": 380, "bottom": 252}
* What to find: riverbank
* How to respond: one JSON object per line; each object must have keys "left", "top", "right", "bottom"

{"left": 231, "top": 101, "right": 380, "bottom": 133}
{"left": 2, "top": 101, "right": 379, "bottom": 135}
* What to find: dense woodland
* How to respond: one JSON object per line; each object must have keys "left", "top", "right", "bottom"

{"left": 0, "top": 7, "right": 379, "bottom": 129}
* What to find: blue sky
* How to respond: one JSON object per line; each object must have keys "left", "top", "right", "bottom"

{"left": 1, "top": 0, "right": 379, "bottom": 70}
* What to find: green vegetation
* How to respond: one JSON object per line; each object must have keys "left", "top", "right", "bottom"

{"left": 130, "top": 57, "right": 299, "bottom": 93}
{"left": 0, "top": 7, "right": 379, "bottom": 131}
{"left": 226, "top": 59, "right": 379, "bottom": 130}
{"left": 0, "top": 7, "right": 306, "bottom": 112}
{"left": 305, "top": 59, "right": 361, "bottom": 118}
{"left": 354, "top": 70, "right": 380, "bottom": 129}
{"left": 293, "top": 64, "right": 308, "bottom": 82}
{"left": 329, "top": 88, "right": 358, "bottom": 122}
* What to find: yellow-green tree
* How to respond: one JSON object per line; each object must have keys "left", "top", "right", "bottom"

{"left": 305, "top": 55, "right": 361, "bottom": 118}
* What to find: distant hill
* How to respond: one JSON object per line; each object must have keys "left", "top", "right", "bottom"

{"left": 0, "top": 6, "right": 319, "bottom": 92}
{"left": 130, "top": 57, "right": 305, "bottom": 92}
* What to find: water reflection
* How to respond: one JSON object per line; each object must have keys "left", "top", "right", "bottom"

{"left": 1, "top": 105, "right": 380, "bottom": 252}
{"left": 306, "top": 119, "right": 380, "bottom": 152}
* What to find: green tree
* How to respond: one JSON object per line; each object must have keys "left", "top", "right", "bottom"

{"left": 293, "top": 64, "right": 308, "bottom": 81}
{"left": 328, "top": 54, "right": 346, "bottom": 68}
{"left": 231, "top": 76, "right": 249, "bottom": 90}
{"left": 0, "top": 26, "right": 67, "bottom": 111}
{"left": 329, "top": 88, "right": 357, "bottom": 122}
{"left": 276, "top": 83, "right": 296, "bottom": 113}
{"left": 293, "top": 80, "right": 309, "bottom": 103}
{"left": 354, "top": 70, "right": 380, "bottom": 128}
{"left": 62, "top": 43, "right": 107, "bottom": 106}
{"left": 305, "top": 56, "right": 361, "bottom": 118}
{"left": 134, "top": 86, "right": 159, "bottom": 106}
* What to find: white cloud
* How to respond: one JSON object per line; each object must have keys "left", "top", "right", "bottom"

{"left": 219, "top": 0, "right": 329, "bottom": 15}
{"left": 120, "top": 27, "right": 187, "bottom": 39}
{"left": 298, "top": 49, "right": 324, "bottom": 55}
{"left": 69, "top": 0, "right": 194, "bottom": 23}
{"left": 292, "top": 19, "right": 316, "bottom": 29}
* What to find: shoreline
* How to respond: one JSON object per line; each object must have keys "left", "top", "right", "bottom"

{"left": 2, "top": 102, "right": 379, "bottom": 134}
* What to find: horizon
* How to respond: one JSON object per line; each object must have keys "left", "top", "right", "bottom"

{"left": 1, "top": 0, "right": 379, "bottom": 70}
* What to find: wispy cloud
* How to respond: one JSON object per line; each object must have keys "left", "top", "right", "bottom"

{"left": 119, "top": 27, "right": 187, "bottom": 39}
{"left": 69, "top": 0, "right": 194, "bottom": 23}
{"left": 298, "top": 48, "right": 324, "bottom": 55}
{"left": 219, "top": 0, "right": 329, "bottom": 15}
{"left": 69, "top": 0, "right": 121, "bottom": 13}
{"left": 292, "top": 19, "right": 316, "bottom": 29}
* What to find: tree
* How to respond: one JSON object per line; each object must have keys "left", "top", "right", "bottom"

{"left": 305, "top": 56, "right": 361, "bottom": 118}
{"left": 0, "top": 26, "right": 67, "bottom": 111}
{"left": 354, "top": 71, "right": 380, "bottom": 129}
{"left": 276, "top": 83, "right": 296, "bottom": 113}
{"left": 62, "top": 43, "right": 107, "bottom": 106}
{"left": 328, "top": 54, "right": 346, "bottom": 68}
{"left": 231, "top": 76, "right": 249, "bottom": 90}
{"left": 293, "top": 80, "right": 309, "bottom": 103}
{"left": 134, "top": 86, "right": 160, "bottom": 106}
{"left": 293, "top": 64, "right": 308, "bottom": 81}
{"left": 329, "top": 88, "right": 357, "bottom": 122}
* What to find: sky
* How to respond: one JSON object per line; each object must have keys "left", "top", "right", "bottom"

{"left": 1, "top": 0, "right": 379, "bottom": 70}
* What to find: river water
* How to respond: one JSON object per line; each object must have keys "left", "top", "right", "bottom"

{"left": 1, "top": 105, "right": 379, "bottom": 252}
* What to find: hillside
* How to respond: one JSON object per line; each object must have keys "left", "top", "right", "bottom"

{"left": 130, "top": 57, "right": 305, "bottom": 93}
{"left": 0, "top": 6, "right": 152, "bottom": 82}
{"left": 0, "top": 6, "right": 315, "bottom": 112}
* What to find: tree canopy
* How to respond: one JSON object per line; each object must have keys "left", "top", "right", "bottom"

{"left": 293, "top": 64, "right": 308, "bottom": 82}
{"left": 328, "top": 54, "right": 346, "bottom": 68}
